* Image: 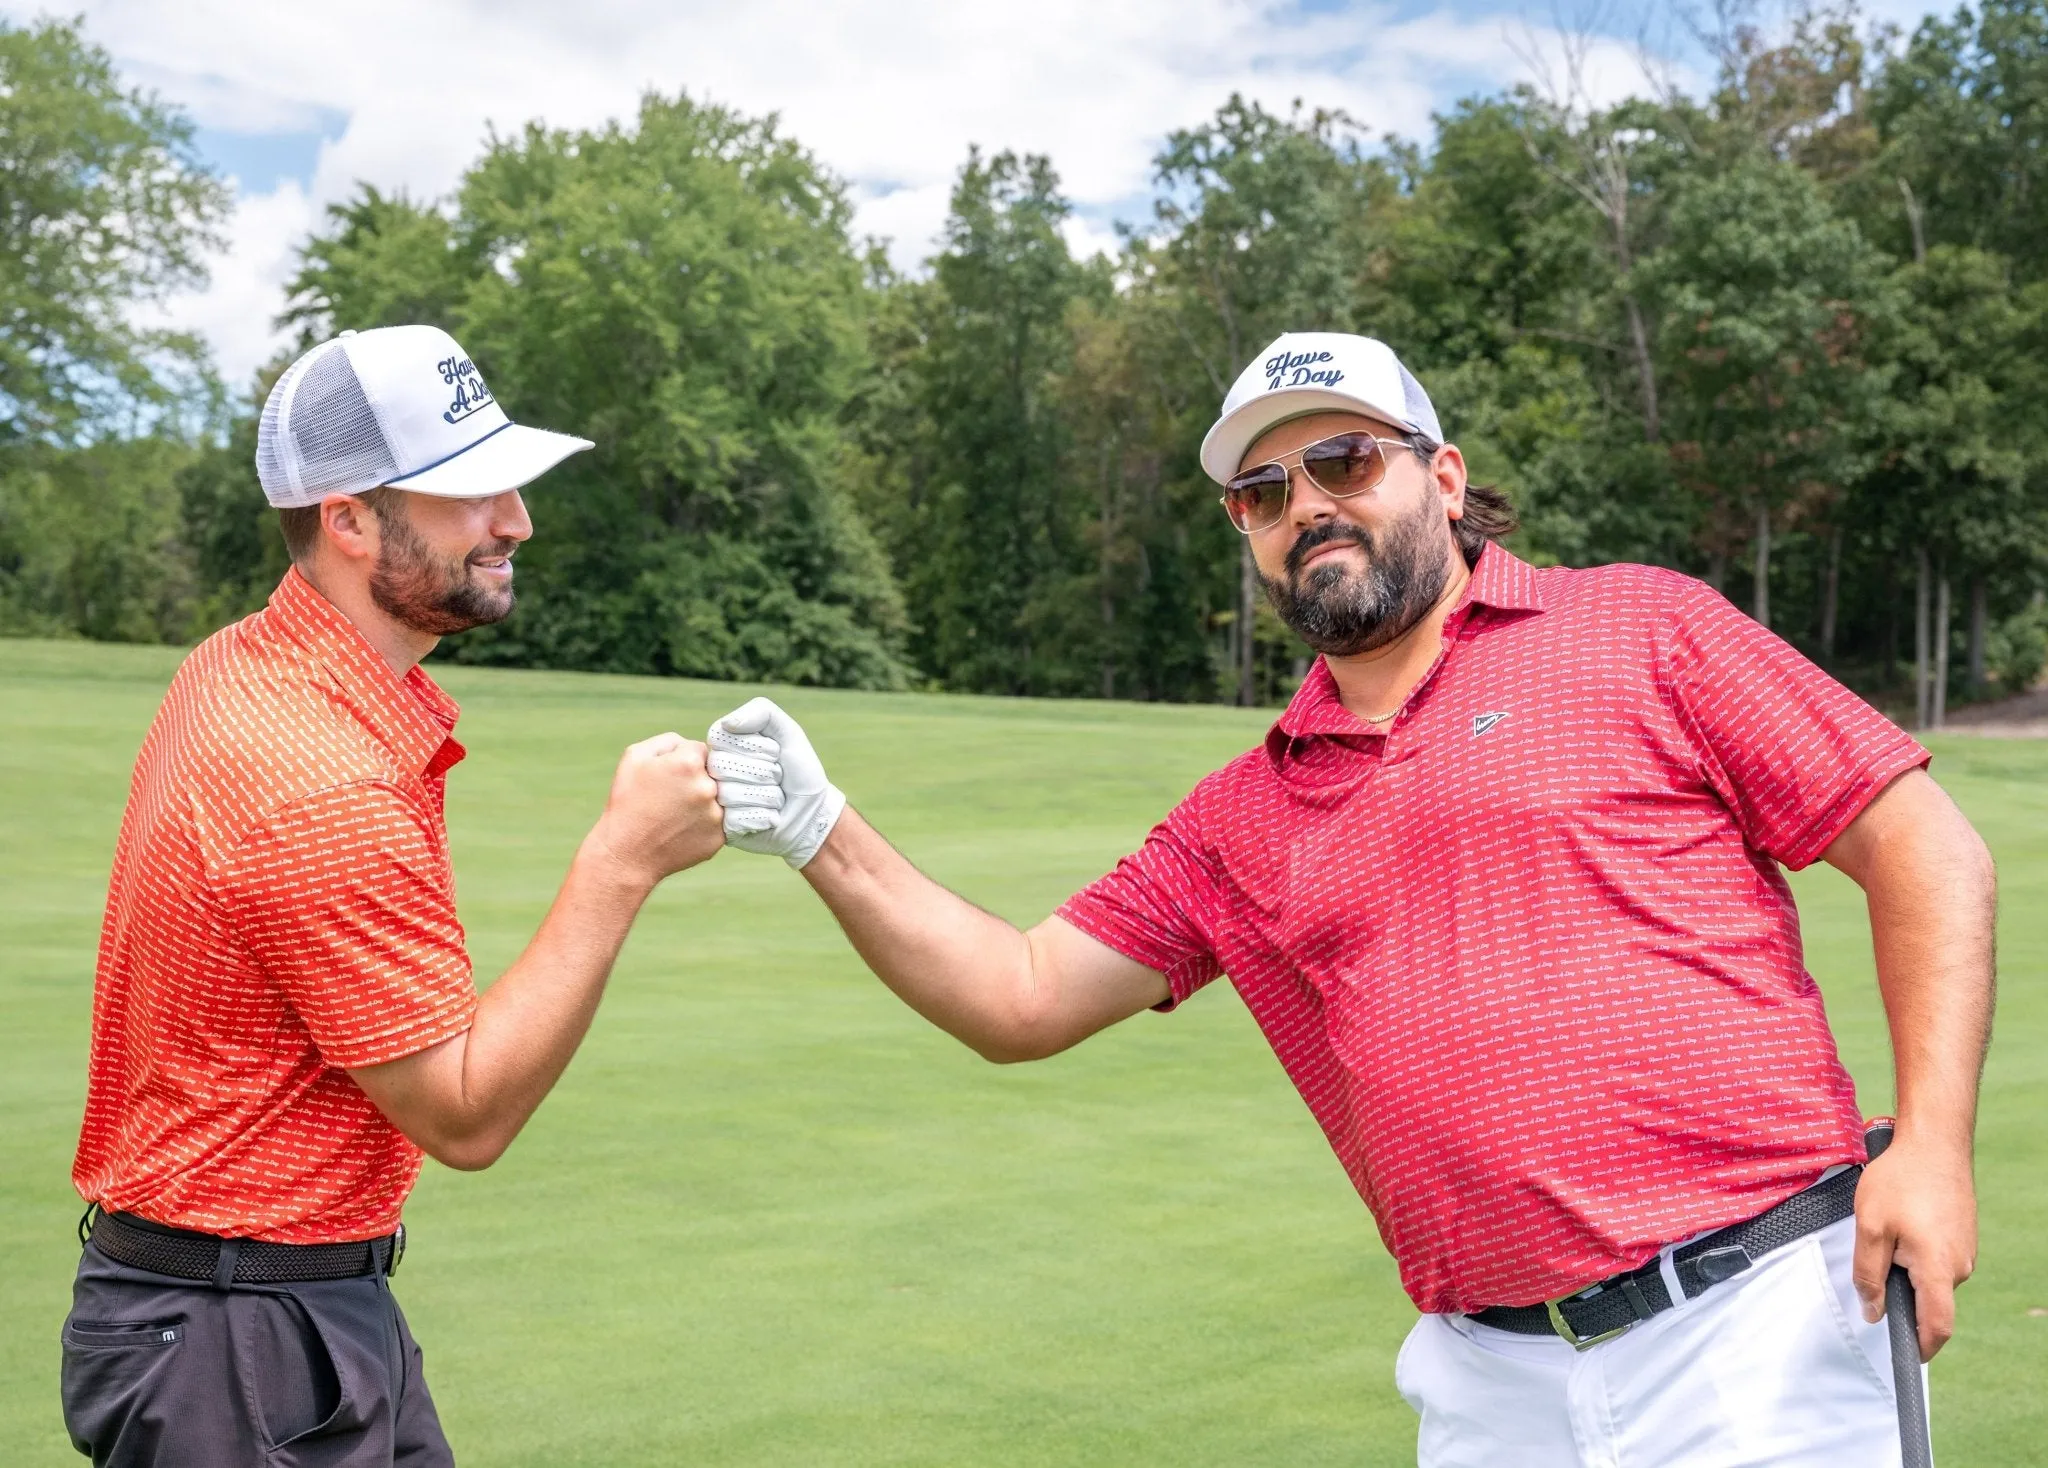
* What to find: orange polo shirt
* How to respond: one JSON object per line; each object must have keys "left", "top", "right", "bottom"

{"left": 73, "top": 569, "right": 479, "bottom": 1243}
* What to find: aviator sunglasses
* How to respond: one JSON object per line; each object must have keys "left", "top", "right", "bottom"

{"left": 1220, "top": 431, "right": 1419, "bottom": 534}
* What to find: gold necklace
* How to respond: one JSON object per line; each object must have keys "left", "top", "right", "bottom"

{"left": 1360, "top": 708, "right": 1398, "bottom": 725}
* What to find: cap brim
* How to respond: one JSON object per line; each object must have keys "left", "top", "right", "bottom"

{"left": 1199, "top": 387, "right": 1416, "bottom": 484}
{"left": 384, "top": 422, "right": 594, "bottom": 498}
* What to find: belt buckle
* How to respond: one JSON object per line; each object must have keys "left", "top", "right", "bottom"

{"left": 1545, "top": 1292, "right": 1635, "bottom": 1352}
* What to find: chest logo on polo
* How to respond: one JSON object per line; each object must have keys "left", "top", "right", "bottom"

{"left": 1472, "top": 711, "right": 1510, "bottom": 736}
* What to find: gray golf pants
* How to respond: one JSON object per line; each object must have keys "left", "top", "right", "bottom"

{"left": 60, "top": 1243, "right": 454, "bottom": 1467}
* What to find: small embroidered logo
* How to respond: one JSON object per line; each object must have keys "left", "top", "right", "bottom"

{"left": 436, "top": 355, "right": 495, "bottom": 425}
{"left": 1472, "top": 711, "right": 1509, "bottom": 736}
{"left": 1262, "top": 346, "right": 1344, "bottom": 392}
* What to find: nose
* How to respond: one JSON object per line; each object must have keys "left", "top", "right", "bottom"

{"left": 491, "top": 490, "right": 533, "bottom": 543}
{"left": 1283, "top": 463, "right": 1340, "bottom": 532}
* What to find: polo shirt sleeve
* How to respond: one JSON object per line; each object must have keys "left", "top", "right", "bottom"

{"left": 216, "top": 781, "right": 479, "bottom": 1068}
{"left": 1663, "top": 580, "right": 1931, "bottom": 870}
{"left": 1057, "top": 794, "right": 1227, "bottom": 1008}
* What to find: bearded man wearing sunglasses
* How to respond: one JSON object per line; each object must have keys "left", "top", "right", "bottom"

{"left": 704, "top": 332, "right": 1993, "bottom": 1466}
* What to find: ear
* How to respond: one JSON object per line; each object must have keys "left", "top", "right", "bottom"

{"left": 1431, "top": 443, "right": 1470, "bottom": 522}
{"left": 318, "top": 494, "right": 382, "bottom": 564}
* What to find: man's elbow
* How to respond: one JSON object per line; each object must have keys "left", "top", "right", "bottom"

{"left": 1936, "top": 802, "right": 1998, "bottom": 906}
{"left": 427, "top": 1137, "right": 507, "bottom": 1172}
{"left": 969, "top": 1028, "right": 1068, "bottom": 1065}
{"left": 965, "top": 985, "right": 1076, "bottom": 1065}
{"left": 408, "top": 1119, "right": 513, "bottom": 1172}
{"left": 1965, "top": 824, "right": 1997, "bottom": 892}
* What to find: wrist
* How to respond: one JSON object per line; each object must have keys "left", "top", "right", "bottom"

{"left": 796, "top": 804, "right": 874, "bottom": 893}
{"left": 785, "top": 783, "right": 848, "bottom": 870}
{"left": 1882, "top": 1115, "right": 1975, "bottom": 1165}
{"left": 577, "top": 820, "right": 663, "bottom": 903}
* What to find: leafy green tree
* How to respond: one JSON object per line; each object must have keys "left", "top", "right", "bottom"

{"left": 1371, "top": 96, "right": 1600, "bottom": 370}
{"left": 0, "top": 17, "right": 228, "bottom": 443}
{"left": 1855, "top": 245, "right": 2048, "bottom": 721}
{"left": 280, "top": 187, "right": 473, "bottom": 344}
{"left": 901, "top": 150, "right": 1088, "bottom": 693}
{"left": 1638, "top": 156, "right": 1890, "bottom": 624}
{"left": 0, "top": 16, "right": 225, "bottom": 644}
{"left": 1864, "top": 0, "right": 2048, "bottom": 276}
{"left": 1375, "top": 96, "right": 1688, "bottom": 574}
{"left": 27, "top": 0, "right": 2048, "bottom": 717}
{"left": 1134, "top": 97, "right": 1389, "bottom": 703}
{"left": 176, "top": 398, "right": 285, "bottom": 628}
{"left": 208, "top": 93, "right": 913, "bottom": 687}
{"left": 0, "top": 437, "right": 203, "bottom": 639}
{"left": 1051, "top": 287, "right": 1220, "bottom": 702}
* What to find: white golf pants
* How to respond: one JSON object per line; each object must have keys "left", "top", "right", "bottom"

{"left": 1395, "top": 1216, "right": 1929, "bottom": 1467}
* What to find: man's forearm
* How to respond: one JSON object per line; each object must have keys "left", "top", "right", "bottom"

{"left": 800, "top": 809, "right": 1049, "bottom": 1060}
{"left": 1824, "top": 767, "right": 1995, "bottom": 1357}
{"left": 355, "top": 835, "right": 654, "bottom": 1170}
{"left": 353, "top": 730, "right": 724, "bottom": 1169}
{"left": 1863, "top": 810, "right": 1996, "bottom": 1148}
{"left": 442, "top": 834, "right": 657, "bottom": 1162}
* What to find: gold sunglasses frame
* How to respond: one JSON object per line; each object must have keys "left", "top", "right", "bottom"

{"left": 1219, "top": 432, "right": 1420, "bottom": 535}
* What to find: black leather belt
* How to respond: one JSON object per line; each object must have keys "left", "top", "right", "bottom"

{"left": 1468, "top": 1167, "right": 1860, "bottom": 1349}
{"left": 83, "top": 1208, "right": 403, "bottom": 1286}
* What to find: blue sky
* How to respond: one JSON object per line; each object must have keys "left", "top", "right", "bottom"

{"left": 194, "top": 111, "right": 348, "bottom": 197}
{"left": 7, "top": 0, "right": 1938, "bottom": 386}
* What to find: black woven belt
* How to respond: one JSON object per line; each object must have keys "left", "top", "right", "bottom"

{"left": 85, "top": 1208, "right": 402, "bottom": 1286}
{"left": 1468, "top": 1166, "right": 1860, "bottom": 1349}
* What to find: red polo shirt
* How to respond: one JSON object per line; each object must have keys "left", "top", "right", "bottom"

{"left": 74, "top": 569, "right": 478, "bottom": 1243}
{"left": 1059, "top": 544, "right": 1927, "bottom": 1313}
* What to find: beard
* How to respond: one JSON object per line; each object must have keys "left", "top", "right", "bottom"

{"left": 368, "top": 509, "right": 519, "bottom": 636}
{"left": 1258, "top": 496, "right": 1453, "bottom": 657}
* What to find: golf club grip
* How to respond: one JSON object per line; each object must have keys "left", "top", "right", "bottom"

{"left": 1865, "top": 1119, "right": 1935, "bottom": 1468}
{"left": 1886, "top": 1267, "right": 1933, "bottom": 1468}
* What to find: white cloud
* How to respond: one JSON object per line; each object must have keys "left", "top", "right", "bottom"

{"left": 7, "top": 0, "right": 1695, "bottom": 386}
{"left": 138, "top": 179, "right": 318, "bottom": 396}
{"left": 1062, "top": 214, "right": 1126, "bottom": 267}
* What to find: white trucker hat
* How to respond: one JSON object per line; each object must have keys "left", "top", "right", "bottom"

{"left": 1199, "top": 331, "right": 1443, "bottom": 484}
{"left": 255, "top": 325, "right": 594, "bottom": 508}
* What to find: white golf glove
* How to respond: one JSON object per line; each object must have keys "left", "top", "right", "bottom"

{"left": 706, "top": 697, "right": 846, "bottom": 869}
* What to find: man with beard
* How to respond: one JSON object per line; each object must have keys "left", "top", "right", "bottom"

{"left": 705, "top": 332, "right": 1994, "bottom": 1464}
{"left": 63, "top": 325, "right": 728, "bottom": 1467}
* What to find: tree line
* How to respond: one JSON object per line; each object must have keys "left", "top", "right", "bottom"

{"left": 4, "top": 6, "right": 2047, "bottom": 722}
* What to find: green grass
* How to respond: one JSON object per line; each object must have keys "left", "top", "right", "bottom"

{"left": 2, "top": 636, "right": 2043, "bottom": 1465}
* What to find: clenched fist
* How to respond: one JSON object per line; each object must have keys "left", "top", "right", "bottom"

{"left": 706, "top": 698, "right": 846, "bottom": 869}
{"left": 589, "top": 732, "right": 725, "bottom": 887}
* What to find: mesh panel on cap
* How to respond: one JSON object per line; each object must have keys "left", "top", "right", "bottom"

{"left": 1396, "top": 360, "right": 1443, "bottom": 444}
{"left": 255, "top": 342, "right": 400, "bottom": 508}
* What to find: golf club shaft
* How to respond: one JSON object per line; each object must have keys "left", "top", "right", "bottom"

{"left": 1865, "top": 1120, "right": 1934, "bottom": 1468}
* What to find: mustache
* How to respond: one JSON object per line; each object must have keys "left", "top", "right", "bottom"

{"left": 1285, "top": 521, "right": 1375, "bottom": 579}
{"left": 465, "top": 539, "right": 520, "bottom": 565}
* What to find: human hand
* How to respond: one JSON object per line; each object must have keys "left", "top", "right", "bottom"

{"left": 706, "top": 697, "right": 846, "bottom": 869}
{"left": 587, "top": 732, "right": 725, "bottom": 888}
{"left": 1853, "top": 1127, "right": 1977, "bottom": 1360}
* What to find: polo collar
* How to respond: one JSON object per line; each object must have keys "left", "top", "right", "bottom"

{"left": 1265, "top": 541, "right": 1546, "bottom": 755}
{"left": 265, "top": 568, "right": 463, "bottom": 779}
{"left": 1464, "top": 539, "right": 1546, "bottom": 614}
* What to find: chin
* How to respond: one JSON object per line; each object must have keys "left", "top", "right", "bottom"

{"left": 1297, "top": 563, "right": 1358, "bottom": 596}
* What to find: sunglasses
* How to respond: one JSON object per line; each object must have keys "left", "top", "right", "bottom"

{"left": 1219, "top": 431, "right": 1417, "bottom": 534}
